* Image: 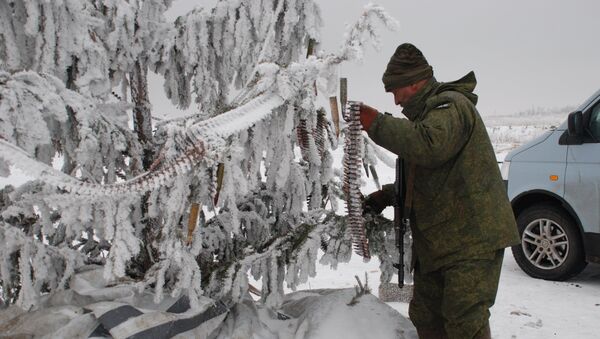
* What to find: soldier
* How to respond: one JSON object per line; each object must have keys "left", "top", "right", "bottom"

{"left": 360, "top": 43, "right": 520, "bottom": 339}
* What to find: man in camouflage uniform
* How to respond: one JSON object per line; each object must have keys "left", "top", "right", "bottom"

{"left": 360, "top": 43, "right": 520, "bottom": 339}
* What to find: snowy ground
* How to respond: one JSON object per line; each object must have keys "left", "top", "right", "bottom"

{"left": 289, "top": 248, "right": 600, "bottom": 339}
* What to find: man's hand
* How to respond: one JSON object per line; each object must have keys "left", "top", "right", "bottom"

{"left": 363, "top": 190, "right": 387, "bottom": 215}
{"left": 359, "top": 104, "right": 379, "bottom": 131}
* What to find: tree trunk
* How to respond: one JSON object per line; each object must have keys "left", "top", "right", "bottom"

{"left": 127, "top": 58, "right": 160, "bottom": 278}
{"left": 63, "top": 56, "right": 80, "bottom": 175}
{"left": 130, "top": 59, "right": 154, "bottom": 170}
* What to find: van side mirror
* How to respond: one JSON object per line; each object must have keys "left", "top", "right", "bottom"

{"left": 568, "top": 111, "right": 584, "bottom": 137}
{"left": 560, "top": 111, "right": 585, "bottom": 145}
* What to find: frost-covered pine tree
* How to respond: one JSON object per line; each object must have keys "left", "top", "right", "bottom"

{"left": 0, "top": 0, "right": 400, "bottom": 314}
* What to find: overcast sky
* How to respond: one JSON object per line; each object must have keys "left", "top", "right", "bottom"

{"left": 158, "top": 0, "right": 600, "bottom": 117}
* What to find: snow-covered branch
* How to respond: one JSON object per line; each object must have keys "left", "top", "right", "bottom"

{"left": 150, "top": 0, "right": 322, "bottom": 112}
{"left": 0, "top": 222, "right": 86, "bottom": 309}
{"left": 0, "top": 71, "right": 142, "bottom": 186}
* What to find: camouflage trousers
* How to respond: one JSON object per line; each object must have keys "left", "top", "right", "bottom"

{"left": 408, "top": 249, "right": 504, "bottom": 339}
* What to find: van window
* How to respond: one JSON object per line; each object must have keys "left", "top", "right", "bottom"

{"left": 591, "top": 104, "right": 600, "bottom": 141}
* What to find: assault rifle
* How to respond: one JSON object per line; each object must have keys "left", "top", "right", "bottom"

{"left": 393, "top": 156, "right": 415, "bottom": 288}
{"left": 393, "top": 157, "right": 406, "bottom": 288}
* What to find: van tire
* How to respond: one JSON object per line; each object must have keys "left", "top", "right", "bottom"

{"left": 511, "top": 203, "right": 587, "bottom": 281}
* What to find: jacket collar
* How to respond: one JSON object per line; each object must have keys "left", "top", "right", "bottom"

{"left": 402, "top": 78, "right": 439, "bottom": 121}
{"left": 401, "top": 72, "right": 478, "bottom": 121}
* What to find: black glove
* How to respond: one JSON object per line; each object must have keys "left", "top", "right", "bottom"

{"left": 362, "top": 190, "right": 387, "bottom": 215}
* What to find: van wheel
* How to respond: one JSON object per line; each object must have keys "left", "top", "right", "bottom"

{"left": 511, "top": 203, "right": 587, "bottom": 281}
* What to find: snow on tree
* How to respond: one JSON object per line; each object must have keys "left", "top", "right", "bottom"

{"left": 0, "top": 0, "right": 400, "bottom": 315}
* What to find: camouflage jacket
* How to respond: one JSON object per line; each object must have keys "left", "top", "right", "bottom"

{"left": 367, "top": 72, "right": 519, "bottom": 273}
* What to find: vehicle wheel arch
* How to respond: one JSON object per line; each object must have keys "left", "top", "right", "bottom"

{"left": 511, "top": 189, "right": 585, "bottom": 241}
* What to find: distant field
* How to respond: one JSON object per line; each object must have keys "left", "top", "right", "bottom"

{"left": 482, "top": 106, "right": 573, "bottom": 159}
{"left": 486, "top": 125, "right": 551, "bottom": 158}
{"left": 482, "top": 105, "right": 574, "bottom": 127}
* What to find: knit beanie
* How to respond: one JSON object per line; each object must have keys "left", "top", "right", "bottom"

{"left": 382, "top": 43, "right": 434, "bottom": 91}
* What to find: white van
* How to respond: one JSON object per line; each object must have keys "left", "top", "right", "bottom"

{"left": 502, "top": 90, "right": 600, "bottom": 280}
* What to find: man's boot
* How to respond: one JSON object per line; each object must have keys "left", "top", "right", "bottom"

{"left": 416, "top": 327, "right": 448, "bottom": 339}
